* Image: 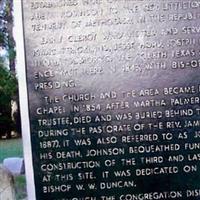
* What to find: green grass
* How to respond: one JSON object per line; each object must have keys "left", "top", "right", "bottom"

{"left": 0, "top": 138, "right": 27, "bottom": 199}
{"left": 15, "top": 175, "right": 27, "bottom": 200}
{"left": 0, "top": 138, "right": 23, "bottom": 162}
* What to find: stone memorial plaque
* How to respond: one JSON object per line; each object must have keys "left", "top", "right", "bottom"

{"left": 20, "top": 0, "right": 200, "bottom": 199}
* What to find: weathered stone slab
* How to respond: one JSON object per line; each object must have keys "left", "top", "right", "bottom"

{"left": 3, "top": 157, "right": 24, "bottom": 175}
{"left": 0, "top": 165, "right": 15, "bottom": 200}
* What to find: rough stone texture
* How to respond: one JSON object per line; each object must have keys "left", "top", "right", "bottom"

{"left": 0, "top": 165, "right": 15, "bottom": 200}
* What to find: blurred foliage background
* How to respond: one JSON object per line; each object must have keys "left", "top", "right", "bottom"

{"left": 0, "top": 1, "right": 26, "bottom": 199}
{"left": 0, "top": 0, "right": 21, "bottom": 139}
